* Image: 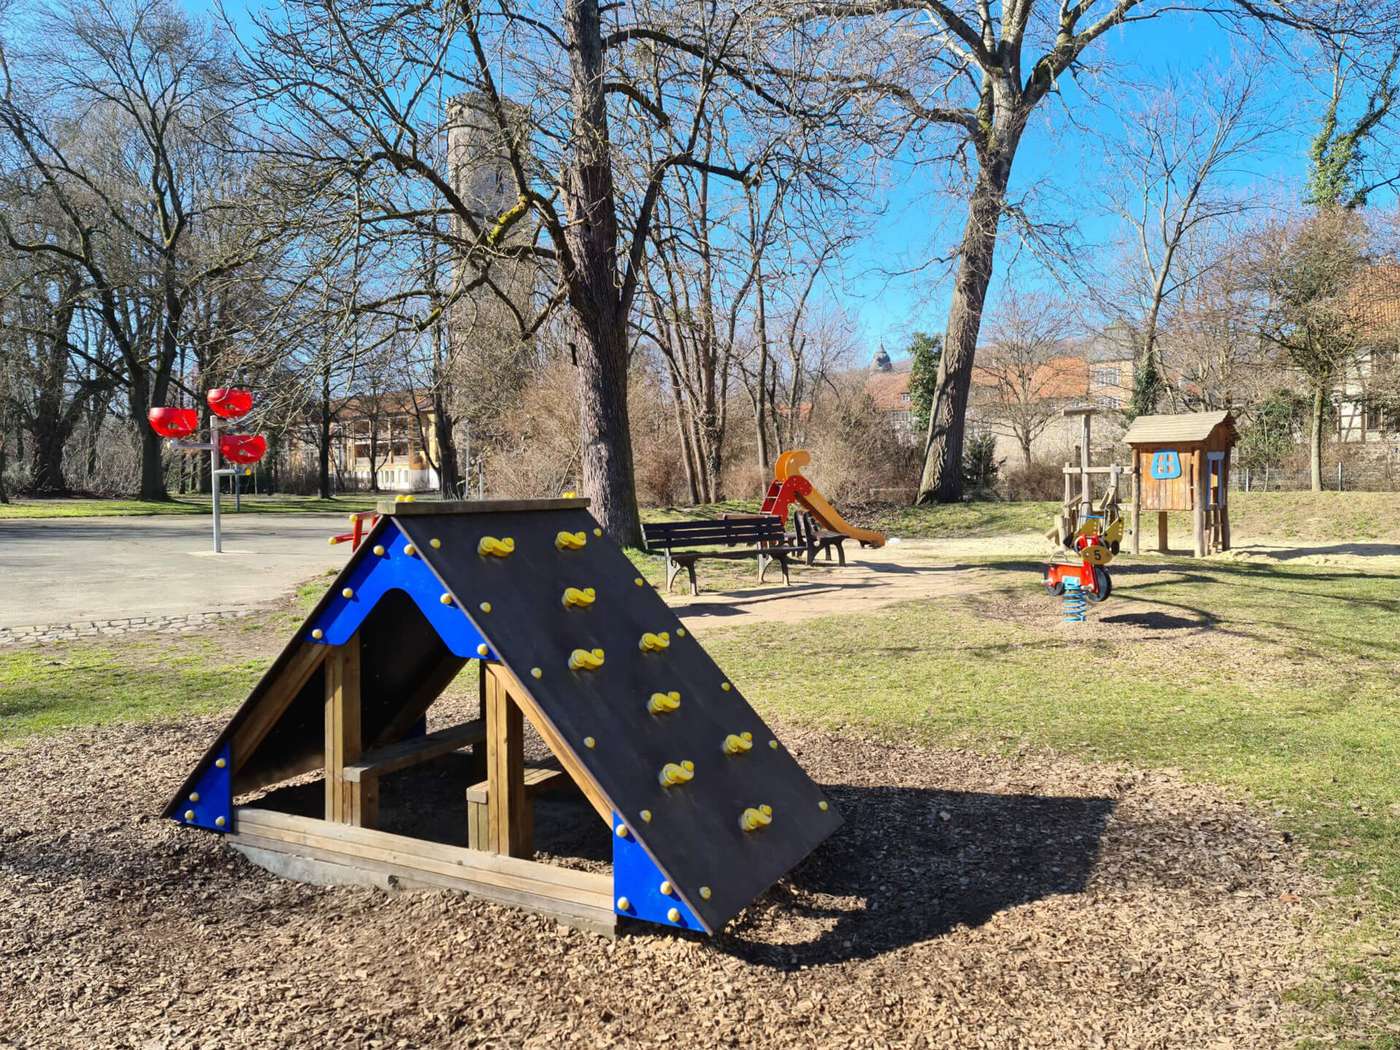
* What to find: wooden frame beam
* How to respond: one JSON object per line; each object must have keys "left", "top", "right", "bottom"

{"left": 229, "top": 807, "right": 615, "bottom": 934}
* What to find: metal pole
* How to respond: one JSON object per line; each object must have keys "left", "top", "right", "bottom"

{"left": 211, "top": 415, "right": 222, "bottom": 553}
{"left": 234, "top": 468, "right": 242, "bottom": 511}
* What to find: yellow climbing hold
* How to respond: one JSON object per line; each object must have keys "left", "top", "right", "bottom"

{"left": 676, "top": 628, "right": 686, "bottom": 638}
{"left": 555, "top": 530, "right": 587, "bottom": 551}
{"left": 561, "top": 586, "right": 597, "bottom": 609}
{"left": 640, "top": 809, "right": 652, "bottom": 823}
{"left": 584, "top": 736, "right": 597, "bottom": 749}
{"left": 593, "top": 527, "right": 603, "bottom": 537}
{"left": 818, "top": 800, "right": 830, "bottom": 812}
{"left": 647, "top": 691, "right": 681, "bottom": 715}
{"left": 530, "top": 667, "right": 542, "bottom": 679}
{"left": 215, "top": 758, "right": 227, "bottom": 769}
{"left": 476, "top": 643, "right": 489, "bottom": 657}
{"left": 479, "top": 601, "right": 492, "bottom": 613}
{"left": 568, "top": 648, "right": 605, "bottom": 671}
{"left": 659, "top": 880, "right": 673, "bottom": 896}
{"left": 342, "top": 587, "right": 355, "bottom": 599}
{"left": 639, "top": 631, "right": 670, "bottom": 653}
{"left": 769, "top": 739, "right": 779, "bottom": 749}
{"left": 404, "top": 544, "right": 417, "bottom": 556}
{"left": 430, "top": 537, "right": 442, "bottom": 549}
{"left": 215, "top": 816, "right": 226, "bottom": 828}
{"left": 615, "top": 822, "right": 628, "bottom": 837}
{"left": 617, "top": 896, "right": 631, "bottom": 911}
{"left": 190, "top": 792, "right": 200, "bottom": 803}
{"left": 658, "top": 760, "right": 694, "bottom": 788}
{"left": 722, "top": 733, "right": 754, "bottom": 756}
{"left": 477, "top": 536, "right": 515, "bottom": 558}
{"left": 440, "top": 593, "right": 453, "bottom": 605}
{"left": 184, "top": 810, "right": 195, "bottom": 821}
{"left": 633, "top": 577, "right": 645, "bottom": 587}
{"left": 699, "top": 886, "right": 712, "bottom": 900}
{"left": 666, "top": 907, "right": 681, "bottom": 923}
{"left": 720, "top": 682, "right": 732, "bottom": 692}
{"left": 311, "top": 628, "right": 324, "bottom": 640}
{"left": 372, "top": 544, "right": 386, "bottom": 556}
{"left": 739, "top": 804, "right": 774, "bottom": 832}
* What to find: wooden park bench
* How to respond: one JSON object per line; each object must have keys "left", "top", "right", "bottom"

{"left": 641, "top": 516, "right": 803, "bottom": 595}
{"left": 791, "top": 510, "right": 847, "bottom": 566}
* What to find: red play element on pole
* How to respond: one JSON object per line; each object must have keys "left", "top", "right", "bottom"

{"left": 218, "top": 433, "right": 267, "bottom": 464}
{"left": 147, "top": 407, "right": 199, "bottom": 439}
{"left": 206, "top": 388, "right": 253, "bottom": 419}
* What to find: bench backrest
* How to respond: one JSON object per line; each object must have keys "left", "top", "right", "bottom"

{"left": 642, "top": 515, "right": 786, "bottom": 551}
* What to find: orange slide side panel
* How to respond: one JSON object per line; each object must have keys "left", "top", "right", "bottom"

{"left": 768, "top": 450, "right": 887, "bottom": 548}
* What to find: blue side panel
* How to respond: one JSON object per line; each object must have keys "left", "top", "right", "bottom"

{"left": 174, "top": 741, "right": 232, "bottom": 833}
{"left": 306, "top": 520, "right": 492, "bottom": 659}
{"left": 612, "top": 812, "right": 701, "bottom": 931}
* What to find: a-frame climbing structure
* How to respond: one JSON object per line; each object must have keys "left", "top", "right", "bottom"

{"left": 164, "top": 498, "right": 842, "bottom": 934}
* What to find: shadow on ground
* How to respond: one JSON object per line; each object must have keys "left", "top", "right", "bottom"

{"left": 244, "top": 755, "right": 1113, "bottom": 969}
{"left": 719, "top": 782, "right": 1114, "bottom": 969}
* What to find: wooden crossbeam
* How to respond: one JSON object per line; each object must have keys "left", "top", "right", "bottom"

{"left": 343, "top": 719, "right": 486, "bottom": 783}
{"left": 229, "top": 807, "right": 615, "bottom": 934}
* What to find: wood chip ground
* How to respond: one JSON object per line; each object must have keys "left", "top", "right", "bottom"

{"left": 0, "top": 715, "right": 1323, "bottom": 1048}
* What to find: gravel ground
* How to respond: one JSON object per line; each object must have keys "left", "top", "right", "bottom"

{"left": 0, "top": 711, "right": 1325, "bottom": 1050}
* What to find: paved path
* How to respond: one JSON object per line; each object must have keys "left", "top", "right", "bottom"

{"left": 0, "top": 514, "right": 350, "bottom": 631}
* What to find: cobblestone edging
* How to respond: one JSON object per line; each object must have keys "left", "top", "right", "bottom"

{"left": 0, "top": 609, "right": 252, "bottom": 647}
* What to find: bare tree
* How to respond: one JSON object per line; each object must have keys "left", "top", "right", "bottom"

{"left": 1104, "top": 62, "right": 1278, "bottom": 417}
{"left": 240, "top": 0, "right": 820, "bottom": 542}
{"left": 0, "top": 0, "right": 270, "bottom": 499}
{"left": 797, "top": 0, "right": 1399, "bottom": 502}
{"left": 1252, "top": 207, "right": 1371, "bottom": 489}
{"left": 971, "top": 291, "right": 1076, "bottom": 465}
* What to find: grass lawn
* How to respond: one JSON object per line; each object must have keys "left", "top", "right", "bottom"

{"left": 0, "top": 494, "right": 378, "bottom": 519}
{"left": 1, "top": 544, "right": 1396, "bottom": 1040}
{"left": 704, "top": 558, "right": 1400, "bottom": 1044}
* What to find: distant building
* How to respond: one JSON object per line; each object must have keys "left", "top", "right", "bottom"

{"left": 864, "top": 348, "right": 917, "bottom": 441}
{"left": 286, "top": 393, "right": 441, "bottom": 493}
{"left": 1338, "top": 263, "right": 1400, "bottom": 445}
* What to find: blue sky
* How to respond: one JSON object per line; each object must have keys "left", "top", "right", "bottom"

{"left": 201, "top": 1, "right": 1386, "bottom": 362}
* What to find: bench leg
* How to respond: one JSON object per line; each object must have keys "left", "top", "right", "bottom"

{"left": 836, "top": 542, "right": 846, "bottom": 566}
{"left": 687, "top": 561, "right": 699, "bottom": 596}
{"left": 758, "top": 553, "right": 769, "bottom": 583}
{"left": 665, "top": 552, "right": 681, "bottom": 593}
{"left": 484, "top": 664, "right": 530, "bottom": 857}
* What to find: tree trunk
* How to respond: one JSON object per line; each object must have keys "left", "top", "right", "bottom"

{"left": 752, "top": 261, "right": 772, "bottom": 479}
{"left": 28, "top": 402, "right": 72, "bottom": 496}
{"left": 130, "top": 373, "right": 168, "bottom": 501}
{"left": 917, "top": 148, "right": 1015, "bottom": 504}
{"left": 434, "top": 400, "right": 462, "bottom": 498}
{"left": 573, "top": 318, "right": 641, "bottom": 541}
{"left": 562, "top": 0, "right": 641, "bottom": 545}
{"left": 1309, "top": 382, "right": 1325, "bottom": 491}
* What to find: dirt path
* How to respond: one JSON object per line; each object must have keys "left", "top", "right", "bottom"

{"left": 0, "top": 713, "right": 1321, "bottom": 1049}
{"left": 668, "top": 539, "right": 1031, "bottom": 630}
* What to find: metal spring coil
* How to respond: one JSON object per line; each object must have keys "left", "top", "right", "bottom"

{"left": 1062, "top": 578, "right": 1087, "bottom": 623}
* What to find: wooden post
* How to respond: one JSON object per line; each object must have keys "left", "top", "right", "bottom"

{"left": 1193, "top": 455, "right": 1207, "bottom": 557}
{"left": 1130, "top": 458, "right": 1141, "bottom": 556}
{"left": 325, "top": 632, "right": 374, "bottom": 826}
{"left": 1079, "top": 412, "right": 1092, "bottom": 509}
{"left": 1157, "top": 511, "right": 1168, "bottom": 553}
{"left": 484, "top": 664, "right": 529, "bottom": 858}
{"left": 1219, "top": 454, "right": 1231, "bottom": 551}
